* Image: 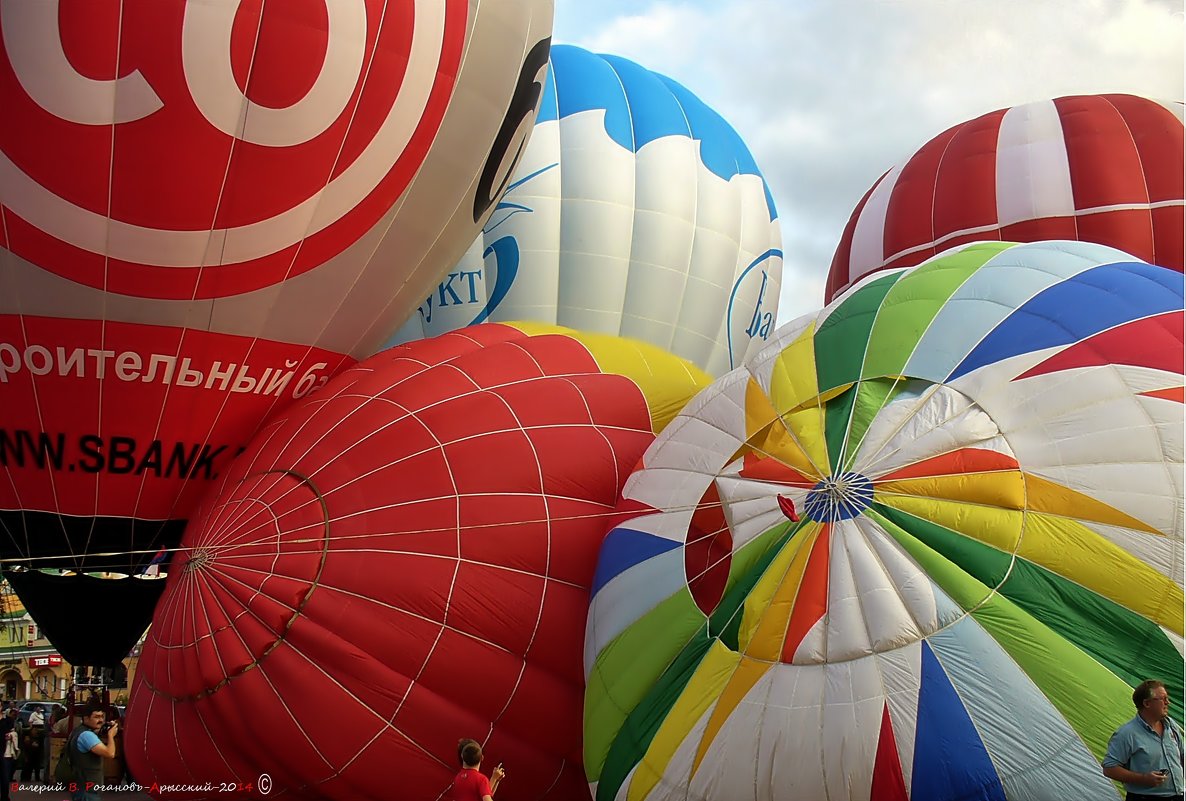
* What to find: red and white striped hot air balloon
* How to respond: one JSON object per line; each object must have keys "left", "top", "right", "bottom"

{"left": 826, "top": 94, "right": 1184, "bottom": 301}
{"left": 0, "top": 0, "right": 553, "bottom": 666}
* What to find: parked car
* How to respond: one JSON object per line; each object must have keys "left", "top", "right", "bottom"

{"left": 16, "top": 700, "right": 65, "bottom": 725}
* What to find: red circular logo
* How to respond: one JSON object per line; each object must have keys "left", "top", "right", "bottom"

{"left": 0, "top": 0, "right": 465, "bottom": 299}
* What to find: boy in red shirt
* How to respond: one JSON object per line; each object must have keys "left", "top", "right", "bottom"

{"left": 453, "top": 738, "right": 505, "bottom": 801}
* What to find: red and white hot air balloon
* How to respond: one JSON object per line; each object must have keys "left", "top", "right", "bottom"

{"left": 0, "top": 0, "right": 553, "bottom": 666}
{"left": 827, "top": 94, "right": 1184, "bottom": 300}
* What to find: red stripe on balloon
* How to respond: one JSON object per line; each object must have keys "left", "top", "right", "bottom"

{"left": 1074, "top": 209, "right": 1156, "bottom": 265}
{"left": 1057, "top": 95, "right": 1149, "bottom": 211}
{"left": 931, "top": 109, "right": 1007, "bottom": 244}
{"left": 877, "top": 448, "right": 1019, "bottom": 482}
{"left": 781, "top": 524, "right": 830, "bottom": 663}
{"left": 1016, "top": 310, "right": 1184, "bottom": 379}
{"left": 1141, "top": 386, "right": 1184, "bottom": 403}
{"left": 871, "top": 702, "right": 910, "bottom": 801}
{"left": 883, "top": 123, "right": 966, "bottom": 268}
{"left": 1153, "top": 205, "right": 1185, "bottom": 270}
{"left": 740, "top": 452, "right": 815, "bottom": 486}
{"left": 1102, "top": 95, "right": 1184, "bottom": 204}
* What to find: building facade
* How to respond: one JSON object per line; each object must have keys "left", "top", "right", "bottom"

{"left": 0, "top": 591, "right": 142, "bottom": 705}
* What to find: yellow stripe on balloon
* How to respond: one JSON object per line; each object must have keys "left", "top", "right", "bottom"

{"left": 762, "top": 322, "right": 835, "bottom": 474}
{"left": 739, "top": 524, "right": 822, "bottom": 660}
{"left": 504, "top": 321, "right": 711, "bottom": 433}
{"left": 745, "top": 380, "right": 821, "bottom": 480}
{"left": 780, "top": 401, "right": 832, "bottom": 478}
{"left": 745, "top": 377, "right": 783, "bottom": 439}
{"left": 873, "top": 493, "right": 1024, "bottom": 553}
{"left": 692, "top": 654, "right": 774, "bottom": 778}
{"left": 768, "top": 320, "right": 819, "bottom": 414}
{"left": 1023, "top": 473, "right": 1162, "bottom": 536}
{"left": 626, "top": 640, "right": 743, "bottom": 801}
{"left": 1020, "top": 513, "right": 1184, "bottom": 634}
{"left": 876, "top": 471, "right": 1026, "bottom": 512}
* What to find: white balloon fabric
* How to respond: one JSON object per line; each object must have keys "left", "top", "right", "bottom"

{"left": 389, "top": 44, "right": 783, "bottom": 375}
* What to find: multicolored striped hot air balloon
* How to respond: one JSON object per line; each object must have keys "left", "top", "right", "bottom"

{"left": 584, "top": 241, "right": 1184, "bottom": 801}
{"left": 826, "top": 95, "right": 1184, "bottom": 301}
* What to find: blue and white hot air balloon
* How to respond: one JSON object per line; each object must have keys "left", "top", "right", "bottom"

{"left": 389, "top": 44, "right": 783, "bottom": 375}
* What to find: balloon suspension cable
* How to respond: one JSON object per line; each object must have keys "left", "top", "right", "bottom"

{"left": 0, "top": 448, "right": 838, "bottom": 570}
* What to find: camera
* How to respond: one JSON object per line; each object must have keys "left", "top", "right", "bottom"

{"left": 99, "top": 722, "right": 113, "bottom": 735}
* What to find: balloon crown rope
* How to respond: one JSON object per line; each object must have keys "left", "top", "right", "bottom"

{"left": 0, "top": 423, "right": 954, "bottom": 574}
{"left": 0, "top": 486, "right": 941, "bottom": 573}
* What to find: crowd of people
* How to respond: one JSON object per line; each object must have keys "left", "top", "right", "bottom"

{"left": 0, "top": 702, "right": 49, "bottom": 800}
{"left": 0, "top": 700, "right": 127, "bottom": 797}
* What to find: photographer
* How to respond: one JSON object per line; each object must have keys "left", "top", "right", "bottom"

{"left": 64, "top": 702, "right": 119, "bottom": 801}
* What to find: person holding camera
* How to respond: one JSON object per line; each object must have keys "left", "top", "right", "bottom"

{"left": 63, "top": 702, "right": 119, "bottom": 801}
{"left": 1103, "top": 680, "right": 1184, "bottom": 800}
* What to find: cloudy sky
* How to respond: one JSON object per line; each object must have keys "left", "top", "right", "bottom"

{"left": 549, "top": 0, "right": 1183, "bottom": 325}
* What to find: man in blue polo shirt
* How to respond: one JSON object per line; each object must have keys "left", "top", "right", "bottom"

{"left": 1103, "top": 680, "right": 1184, "bottom": 800}
{"left": 65, "top": 702, "right": 119, "bottom": 801}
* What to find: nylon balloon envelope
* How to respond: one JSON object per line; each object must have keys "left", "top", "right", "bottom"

{"left": 126, "top": 323, "right": 709, "bottom": 801}
{"left": 827, "top": 95, "right": 1184, "bottom": 301}
{"left": 0, "top": 0, "right": 552, "bottom": 665}
{"left": 390, "top": 44, "right": 783, "bottom": 375}
{"left": 585, "top": 241, "right": 1183, "bottom": 801}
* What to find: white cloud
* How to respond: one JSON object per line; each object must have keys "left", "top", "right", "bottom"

{"left": 554, "top": 0, "right": 1184, "bottom": 327}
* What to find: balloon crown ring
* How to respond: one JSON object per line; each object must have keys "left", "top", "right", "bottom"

{"left": 803, "top": 472, "right": 874, "bottom": 522}
{"left": 182, "top": 548, "right": 215, "bottom": 574}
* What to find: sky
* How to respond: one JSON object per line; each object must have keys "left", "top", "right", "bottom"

{"left": 550, "top": 0, "right": 1184, "bottom": 325}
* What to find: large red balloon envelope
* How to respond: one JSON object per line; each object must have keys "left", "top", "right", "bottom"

{"left": 0, "top": 0, "right": 552, "bottom": 665}
{"left": 125, "top": 323, "right": 709, "bottom": 801}
{"left": 827, "top": 94, "right": 1184, "bottom": 300}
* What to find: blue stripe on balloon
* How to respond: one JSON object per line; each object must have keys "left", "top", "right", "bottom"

{"left": 537, "top": 58, "right": 559, "bottom": 124}
{"left": 590, "top": 527, "right": 681, "bottom": 598}
{"left": 547, "top": 45, "right": 633, "bottom": 148}
{"left": 543, "top": 45, "right": 777, "bottom": 221}
{"left": 912, "top": 641, "right": 1007, "bottom": 801}
{"left": 949, "top": 262, "right": 1185, "bottom": 382}
{"left": 601, "top": 54, "right": 691, "bottom": 145}
{"left": 655, "top": 74, "right": 777, "bottom": 219}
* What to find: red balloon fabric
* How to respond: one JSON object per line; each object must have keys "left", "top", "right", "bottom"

{"left": 125, "top": 323, "right": 708, "bottom": 801}
{"left": 826, "top": 94, "right": 1184, "bottom": 300}
{"left": 0, "top": 0, "right": 553, "bottom": 662}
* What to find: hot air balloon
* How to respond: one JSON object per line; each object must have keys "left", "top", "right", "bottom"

{"left": 389, "top": 44, "right": 783, "bottom": 376}
{"left": 126, "top": 323, "right": 709, "bottom": 801}
{"left": 0, "top": 0, "right": 552, "bottom": 665}
{"left": 585, "top": 241, "right": 1183, "bottom": 801}
{"left": 827, "top": 95, "right": 1184, "bottom": 300}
